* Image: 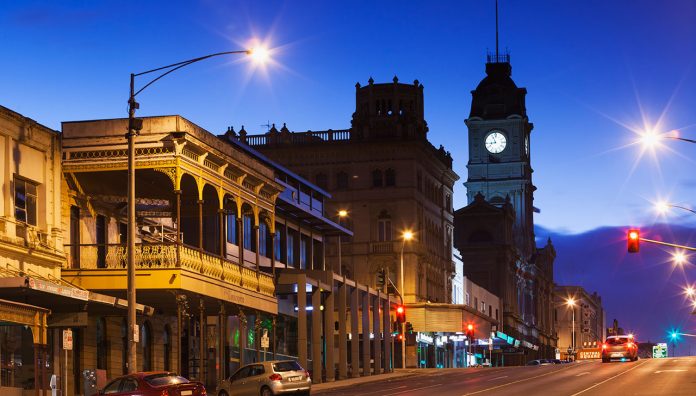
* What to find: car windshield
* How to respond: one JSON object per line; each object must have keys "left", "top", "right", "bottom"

{"left": 143, "top": 373, "right": 189, "bottom": 386}
{"left": 273, "top": 361, "right": 303, "bottom": 372}
{"left": 606, "top": 337, "right": 630, "bottom": 345}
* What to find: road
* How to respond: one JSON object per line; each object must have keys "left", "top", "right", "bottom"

{"left": 313, "top": 357, "right": 696, "bottom": 396}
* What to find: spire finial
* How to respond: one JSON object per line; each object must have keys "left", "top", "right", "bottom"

{"left": 495, "top": 0, "right": 500, "bottom": 59}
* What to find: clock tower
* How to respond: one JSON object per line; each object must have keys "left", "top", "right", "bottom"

{"left": 464, "top": 54, "right": 536, "bottom": 257}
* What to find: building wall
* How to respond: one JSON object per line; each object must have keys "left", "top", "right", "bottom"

{"left": 554, "top": 286, "right": 605, "bottom": 353}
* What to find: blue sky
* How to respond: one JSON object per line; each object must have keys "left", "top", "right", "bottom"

{"left": 2, "top": 0, "right": 696, "bottom": 234}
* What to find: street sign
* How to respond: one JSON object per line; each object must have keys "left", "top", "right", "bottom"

{"left": 653, "top": 344, "right": 667, "bottom": 358}
{"left": 261, "top": 329, "right": 270, "bottom": 349}
{"left": 63, "top": 329, "right": 73, "bottom": 350}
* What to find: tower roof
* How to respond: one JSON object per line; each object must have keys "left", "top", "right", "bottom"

{"left": 469, "top": 57, "right": 527, "bottom": 120}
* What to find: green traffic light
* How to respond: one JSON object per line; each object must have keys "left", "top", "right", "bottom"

{"left": 671, "top": 332, "right": 678, "bottom": 339}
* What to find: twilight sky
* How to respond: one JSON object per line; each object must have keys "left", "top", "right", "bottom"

{"left": 3, "top": 0, "right": 696, "bottom": 349}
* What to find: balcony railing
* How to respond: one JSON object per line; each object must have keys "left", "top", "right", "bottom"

{"left": 65, "top": 243, "right": 274, "bottom": 297}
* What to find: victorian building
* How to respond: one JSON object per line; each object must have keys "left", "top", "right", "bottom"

{"left": 60, "top": 115, "right": 393, "bottom": 394}
{"left": 453, "top": 54, "right": 558, "bottom": 365}
{"left": 239, "top": 77, "right": 459, "bottom": 305}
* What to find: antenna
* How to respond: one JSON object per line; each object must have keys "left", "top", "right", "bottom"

{"left": 260, "top": 121, "right": 271, "bottom": 132}
{"left": 495, "top": 0, "right": 499, "bottom": 59}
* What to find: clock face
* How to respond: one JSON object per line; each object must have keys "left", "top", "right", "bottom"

{"left": 485, "top": 131, "right": 507, "bottom": 154}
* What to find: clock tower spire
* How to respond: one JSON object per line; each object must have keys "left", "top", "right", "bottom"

{"left": 463, "top": 26, "right": 536, "bottom": 257}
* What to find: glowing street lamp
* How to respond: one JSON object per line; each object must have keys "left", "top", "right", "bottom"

{"left": 673, "top": 251, "right": 688, "bottom": 265}
{"left": 638, "top": 129, "right": 696, "bottom": 149}
{"left": 655, "top": 201, "right": 696, "bottom": 216}
{"left": 566, "top": 298, "right": 577, "bottom": 357}
{"left": 685, "top": 286, "right": 695, "bottom": 298}
{"left": 399, "top": 229, "right": 414, "bottom": 369}
{"left": 337, "top": 209, "right": 348, "bottom": 274}
{"left": 125, "top": 46, "right": 267, "bottom": 371}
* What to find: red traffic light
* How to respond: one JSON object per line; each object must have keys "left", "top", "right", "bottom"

{"left": 627, "top": 229, "right": 640, "bottom": 253}
{"left": 466, "top": 323, "right": 474, "bottom": 339}
{"left": 467, "top": 324, "right": 474, "bottom": 331}
{"left": 395, "top": 305, "right": 406, "bottom": 323}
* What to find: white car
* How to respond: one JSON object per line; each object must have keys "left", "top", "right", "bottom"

{"left": 216, "top": 360, "right": 311, "bottom": 396}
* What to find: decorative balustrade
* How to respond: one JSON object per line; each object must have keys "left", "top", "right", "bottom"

{"left": 66, "top": 243, "right": 274, "bottom": 297}
{"left": 241, "top": 129, "right": 352, "bottom": 147}
{"left": 370, "top": 241, "right": 395, "bottom": 254}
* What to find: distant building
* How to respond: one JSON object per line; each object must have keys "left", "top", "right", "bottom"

{"left": 240, "top": 77, "right": 459, "bottom": 304}
{"left": 554, "top": 286, "right": 606, "bottom": 355}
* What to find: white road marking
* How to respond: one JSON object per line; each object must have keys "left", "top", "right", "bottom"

{"left": 654, "top": 369, "right": 687, "bottom": 373}
{"left": 382, "top": 383, "right": 443, "bottom": 395}
{"left": 487, "top": 375, "right": 508, "bottom": 381}
{"left": 462, "top": 366, "right": 572, "bottom": 395}
{"left": 362, "top": 385, "right": 408, "bottom": 394}
{"left": 575, "top": 371, "right": 590, "bottom": 376}
{"left": 569, "top": 360, "right": 648, "bottom": 396}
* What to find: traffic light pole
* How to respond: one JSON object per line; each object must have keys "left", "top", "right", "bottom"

{"left": 640, "top": 237, "right": 696, "bottom": 252}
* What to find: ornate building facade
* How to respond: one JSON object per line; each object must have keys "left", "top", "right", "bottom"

{"left": 453, "top": 55, "right": 557, "bottom": 364}
{"left": 554, "top": 286, "right": 606, "bottom": 359}
{"left": 239, "top": 77, "right": 459, "bottom": 305}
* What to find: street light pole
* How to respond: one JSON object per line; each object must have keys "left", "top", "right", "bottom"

{"left": 125, "top": 48, "right": 257, "bottom": 371}
{"left": 571, "top": 305, "right": 575, "bottom": 357}
{"left": 399, "top": 230, "right": 413, "bottom": 369}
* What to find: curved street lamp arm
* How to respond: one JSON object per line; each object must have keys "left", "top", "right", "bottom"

{"left": 669, "top": 204, "right": 696, "bottom": 216}
{"left": 667, "top": 136, "right": 696, "bottom": 145}
{"left": 132, "top": 50, "right": 250, "bottom": 98}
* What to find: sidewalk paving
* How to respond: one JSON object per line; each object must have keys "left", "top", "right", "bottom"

{"left": 311, "top": 369, "right": 418, "bottom": 392}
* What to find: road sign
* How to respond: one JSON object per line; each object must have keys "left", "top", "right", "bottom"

{"left": 63, "top": 329, "right": 73, "bottom": 350}
{"left": 261, "top": 329, "right": 270, "bottom": 349}
{"left": 653, "top": 344, "right": 668, "bottom": 358}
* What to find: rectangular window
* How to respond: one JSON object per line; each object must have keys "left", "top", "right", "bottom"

{"left": 287, "top": 231, "right": 295, "bottom": 267}
{"left": 378, "top": 220, "right": 392, "bottom": 242}
{"left": 14, "top": 178, "right": 37, "bottom": 226}
{"left": 259, "top": 222, "right": 268, "bottom": 257}
{"left": 243, "top": 216, "right": 253, "bottom": 250}
{"left": 274, "top": 229, "right": 282, "bottom": 261}
{"left": 227, "top": 214, "right": 237, "bottom": 244}
{"left": 299, "top": 235, "right": 307, "bottom": 269}
{"left": 465, "top": 292, "right": 470, "bottom": 306}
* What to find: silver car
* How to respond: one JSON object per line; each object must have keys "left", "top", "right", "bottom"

{"left": 216, "top": 360, "right": 311, "bottom": 396}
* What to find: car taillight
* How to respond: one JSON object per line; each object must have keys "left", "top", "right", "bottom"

{"left": 160, "top": 390, "right": 170, "bottom": 396}
{"left": 627, "top": 342, "right": 635, "bottom": 349}
{"left": 269, "top": 374, "right": 283, "bottom": 381}
{"left": 304, "top": 370, "right": 311, "bottom": 379}
{"left": 602, "top": 344, "right": 607, "bottom": 349}
{"left": 200, "top": 386, "right": 207, "bottom": 396}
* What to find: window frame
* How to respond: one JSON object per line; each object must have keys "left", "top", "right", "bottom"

{"left": 14, "top": 177, "right": 38, "bottom": 226}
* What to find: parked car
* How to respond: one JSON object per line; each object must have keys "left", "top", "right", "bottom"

{"left": 216, "top": 360, "right": 311, "bottom": 396}
{"left": 99, "top": 372, "right": 206, "bottom": 395}
{"left": 526, "top": 359, "right": 552, "bottom": 366}
{"left": 602, "top": 335, "right": 638, "bottom": 362}
{"left": 551, "top": 359, "right": 563, "bottom": 364}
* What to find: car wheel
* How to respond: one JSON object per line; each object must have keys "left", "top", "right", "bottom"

{"left": 219, "top": 391, "right": 229, "bottom": 396}
{"left": 260, "top": 386, "right": 274, "bottom": 396}
{"left": 602, "top": 358, "right": 609, "bottom": 363}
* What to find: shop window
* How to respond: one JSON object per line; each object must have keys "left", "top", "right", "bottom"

{"left": 14, "top": 177, "right": 37, "bottom": 226}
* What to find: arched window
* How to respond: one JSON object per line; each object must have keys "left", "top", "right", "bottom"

{"left": 97, "top": 317, "right": 108, "bottom": 371}
{"left": 259, "top": 221, "right": 268, "bottom": 257}
{"left": 315, "top": 173, "right": 328, "bottom": 190}
{"left": 372, "top": 170, "right": 383, "bottom": 188}
{"left": 336, "top": 172, "right": 349, "bottom": 190}
{"left": 141, "top": 321, "right": 153, "bottom": 371}
{"left": 226, "top": 211, "right": 238, "bottom": 244}
{"left": 243, "top": 214, "right": 255, "bottom": 251}
{"left": 163, "top": 325, "right": 171, "bottom": 371}
{"left": 489, "top": 196, "right": 505, "bottom": 207}
{"left": 385, "top": 169, "right": 396, "bottom": 186}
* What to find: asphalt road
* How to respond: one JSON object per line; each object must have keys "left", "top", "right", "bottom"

{"left": 313, "top": 357, "right": 696, "bottom": 396}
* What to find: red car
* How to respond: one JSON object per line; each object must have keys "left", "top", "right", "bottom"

{"left": 601, "top": 335, "right": 638, "bottom": 363}
{"left": 99, "top": 372, "right": 206, "bottom": 395}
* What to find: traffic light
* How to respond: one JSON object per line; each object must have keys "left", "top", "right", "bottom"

{"left": 627, "top": 229, "right": 640, "bottom": 253}
{"left": 396, "top": 305, "right": 406, "bottom": 324}
{"left": 466, "top": 323, "right": 474, "bottom": 339}
{"left": 406, "top": 322, "right": 414, "bottom": 334}
{"left": 376, "top": 268, "right": 386, "bottom": 288}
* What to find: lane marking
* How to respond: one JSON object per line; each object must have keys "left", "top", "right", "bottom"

{"left": 462, "top": 366, "right": 573, "bottom": 395}
{"left": 487, "top": 375, "right": 508, "bottom": 381}
{"left": 569, "top": 360, "right": 648, "bottom": 396}
{"left": 382, "top": 383, "right": 443, "bottom": 395}
{"left": 654, "top": 369, "right": 687, "bottom": 373}
{"left": 575, "top": 371, "right": 590, "bottom": 376}
{"left": 361, "top": 385, "right": 408, "bottom": 394}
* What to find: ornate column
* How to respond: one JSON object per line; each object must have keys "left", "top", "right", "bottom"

{"left": 337, "top": 280, "right": 348, "bottom": 379}
{"left": 219, "top": 209, "right": 226, "bottom": 258}
{"left": 297, "top": 274, "right": 308, "bottom": 369}
{"left": 271, "top": 231, "right": 277, "bottom": 278}
{"left": 218, "top": 302, "right": 226, "bottom": 382}
{"left": 323, "top": 281, "right": 335, "bottom": 382}
{"left": 372, "top": 294, "right": 381, "bottom": 374}
{"left": 312, "top": 286, "right": 322, "bottom": 383}
{"left": 350, "top": 286, "right": 360, "bottom": 378}
{"left": 237, "top": 216, "right": 244, "bottom": 266}
{"left": 239, "top": 309, "right": 247, "bottom": 367}
{"left": 198, "top": 199, "right": 204, "bottom": 250}
{"left": 175, "top": 190, "right": 182, "bottom": 264}
{"left": 254, "top": 224, "right": 260, "bottom": 289}
{"left": 361, "top": 288, "right": 371, "bottom": 376}
{"left": 199, "top": 299, "right": 206, "bottom": 383}
{"left": 176, "top": 294, "right": 189, "bottom": 375}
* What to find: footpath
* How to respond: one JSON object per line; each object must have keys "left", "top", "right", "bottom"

{"left": 311, "top": 369, "right": 419, "bottom": 392}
